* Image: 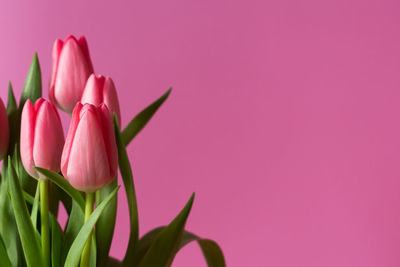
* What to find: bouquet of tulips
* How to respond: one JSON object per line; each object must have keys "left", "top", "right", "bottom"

{"left": 0, "top": 35, "right": 225, "bottom": 267}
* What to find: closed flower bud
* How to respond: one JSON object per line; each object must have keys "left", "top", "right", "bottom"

{"left": 20, "top": 98, "right": 65, "bottom": 179}
{"left": 61, "top": 103, "right": 118, "bottom": 192}
{"left": 0, "top": 98, "right": 9, "bottom": 159}
{"left": 81, "top": 74, "right": 121, "bottom": 124}
{"left": 49, "top": 35, "right": 94, "bottom": 113}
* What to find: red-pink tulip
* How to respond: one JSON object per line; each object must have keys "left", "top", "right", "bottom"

{"left": 20, "top": 98, "right": 65, "bottom": 179}
{"left": 61, "top": 103, "right": 118, "bottom": 192}
{"left": 49, "top": 35, "right": 94, "bottom": 113}
{"left": 81, "top": 74, "right": 121, "bottom": 123}
{"left": 0, "top": 98, "right": 9, "bottom": 159}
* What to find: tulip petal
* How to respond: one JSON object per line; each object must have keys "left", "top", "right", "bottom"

{"left": 103, "top": 77, "right": 121, "bottom": 124}
{"left": 33, "top": 101, "right": 64, "bottom": 176}
{"left": 49, "top": 39, "right": 63, "bottom": 105}
{"left": 77, "top": 36, "right": 94, "bottom": 72}
{"left": 20, "top": 100, "right": 37, "bottom": 177}
{"left": 66, "top": 106, "right": 111, "bottom": 192}
{"left": 54, "top": 38, "right": 93, "bottom": 113}
{"left": 81, "top": 74, "right": 104, "bottom": 106}
{"left": 61, "top": 103, "right": 83, "bottom": 175}
{"left": 99, "top": 104, "right": 118, "bottom": 178}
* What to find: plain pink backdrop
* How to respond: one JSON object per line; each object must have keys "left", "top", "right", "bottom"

{"left": 1, "top": 0, "right": 400, "bottom": 266}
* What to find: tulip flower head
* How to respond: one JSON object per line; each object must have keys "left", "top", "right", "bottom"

{"left": 20, "top": 98, "right": 65, "bottom": 179}
{"left": 61, "top": 103, "right": 118, "bottom": 192}
{"left": 49, "top": 35, "right": 94, "bottom": 113}
{"left": 81, "top": 74, "right": 121, "bottom": 124}
{"left": 0, "top": 98, "right": 9, "bottom": 159}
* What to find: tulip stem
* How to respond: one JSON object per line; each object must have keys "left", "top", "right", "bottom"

{"left": 80, "top": 192, "right": 95, "bottom": 267}
{"left": 40, "top": 179, "right": 50, "bottom": 267}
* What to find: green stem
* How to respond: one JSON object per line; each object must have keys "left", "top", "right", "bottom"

{"left": 40, "top": 179, "right": 50, "bottom": 267}
{"left": 80, "top": 192, "right": 95, "bottom": 267}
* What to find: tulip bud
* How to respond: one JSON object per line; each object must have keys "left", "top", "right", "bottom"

{"left": 61, "top": 103, "right": 118, "bottom": 192}
{"left": 49, "top": 35, "right": 94, "bottom": 113}
{"left": 81, "top": 74, "right": 121, "bottom": 124}
{"left": 20, "top": 98, "right": 65, "bottom": 179}
{"left": 0, "top": 98, "right": 9, "bottom": 159}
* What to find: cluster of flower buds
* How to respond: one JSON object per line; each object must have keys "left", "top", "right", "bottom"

{"left": 16, "top": 35, "right": 120, "bottom": 192}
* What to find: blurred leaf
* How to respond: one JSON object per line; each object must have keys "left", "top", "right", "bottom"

{"left": 7, "top": 157, "right": 43, "bottom": 267}
{"left": 49, "top": 180, "right": 60, "bottom": 217}
{"left": 137, "top": 194, "right": 195, "bottom": 267}
{"left": 114, "top": 118, "right": 139, "bottom": 266}
{"left": 64, "top": 186, "right": 120, "bottom": 267}
{"left": 122, "top": 88, "right": 171, "bottom": 146}
{"left": 90, "top": 235, "right": 97, "bottom": 267}
{"left": 13, "top": 144, "right": 37, "bottom": 197}
{"left": 19, "top": 52, "right": 42, "bottom": 107}
{"left": 135, "top": 227, "right": 225, "bottom": 267}
{"left": 62, "top": 201, "right": 84, "bottom": 264}
{"left": 0, "top": 235, "right": 12, "bottom": 267}
{"left": 0, "top": 163, "right": 22, "bottom": 266}
{"left": 56, "top": 182, "right": 72, "bottom": 215}
{"left": 35, "top": 167, "right": 85, "bottom": 211}
{"left": 96, "top": 179, "right": 117, "bottom": 267}
{"left": 6, "top": 82, "right": 19, "bottom": 155}
{"left": 50, "top": 214, "right": 63, "bottom": 267}
{"left": 30, "top": 184, "right": 40, "bottom": 229}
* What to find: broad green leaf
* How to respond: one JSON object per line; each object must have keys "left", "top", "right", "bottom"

{"left": 134, "top": 227, "right": 225, "bottom": 267}
{"left": 0, "top": 164, "right": 21, "bottom": 266}
{"left": 13, "top": 144, "right": 37, "bottom": 197}
{"left": 96, "top": 179, "right": 118, "bottom": 267}
{"left": 90, "top": 235, "right": 97, "bottom": 267}
{"left": 122, "top": 88, "right": 171, "bottom": 146}
{"left": 7, "top": 157, "right": 43, "bottom": 267}
{"left": 62, "top": 201, "right": 84, "bottom": 264}
{"left": 35, "top": 167, "right": 85, "bottom": 212}
{"left": 30, "top": 184, "right": 40, "bottom": 229}
{"left": 64, "top": 186, "right": 120, "bottom": 267}
{"left": 0, "top": 235, "right": 12, "bottom": 267}
{"left": 114, "top": 118, "right": 139, "bottom": 266}
{"left": 19, "top": 52, "right": 42, "bottom": 107}
{"left": 50, "top": 214, "right": 63, "bottom": 267}
{"left": 137, "top": 194, "right": 195, "bottom": 267}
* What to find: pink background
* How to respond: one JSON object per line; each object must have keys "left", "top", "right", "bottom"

{"left": 1, "top": 1, "right": 400, "bottom": 266}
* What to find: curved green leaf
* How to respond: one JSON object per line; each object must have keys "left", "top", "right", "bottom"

{"left": 96, "top": 179, "right": 118, "bottom": 267}
{"left": 137, "top": 193, "right": 195, "bottom": 267}
{"left": 62, "top": 201, "right": 84, "bottom": 264}
{"left": 6, "top": 82, "right": 19, "bottom": 155}
{"left": 7, "top": 157, "right": 43, "bottom": 267}
{"left": 135, "top": 227, "right": 225, "bottom": 267}
{"left": 64, "top": 186, "right": 120, "bottom": 267}
{"left": 19, "top": 52, "right": 42, "bottom": 107}
{"left": 122, "top": 88, "right": 171, "bottom": 146}
{"left": 114, "top": 118, "right": 139, "bottom": 266}
{"left": 35, "top": 167, "right": 84, "bottom": 212}
{"left": 50, "top": 214, "right": 63, "bottom": 267}
{"left": 30, "top": 184, "right": 40, "bottom": 229}
{"left": 0, "top": 235, "right": 12, "bottom": 267}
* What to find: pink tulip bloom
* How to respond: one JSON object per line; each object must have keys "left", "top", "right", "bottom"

{"left": 61, "top": 103, "right": 118, "bottom": 192}
{"left": 20, "top": 98, "right": 65, "bottom": 179}
{"left": 0, "top": 98, "right": 9, "bottom": 159}
{"left": 81, "top": 74, "right": 121, "bottom": 124}
{"left": 49, "top": 35, "right": 94, "bottom": 113}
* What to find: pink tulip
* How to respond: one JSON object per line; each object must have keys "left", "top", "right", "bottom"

{"left": 0, "top": 98, "right": 9, "bottom": 159}
{"left": 20, "top": 98, "right": 65, "bottom": 179}
{"left": 49, "top": 35, "right": 94, "bottom": 113}
{"left": 81, "top": 74, "right": 121, "bottom": 124}
{"left": 61, "top": 103, "right": 118, "bottom": 192}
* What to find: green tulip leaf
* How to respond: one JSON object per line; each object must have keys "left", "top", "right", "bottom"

{"left": 135, "top": 227, "right": 225, "bottom": 267}
{"left": 114, "top": 118, "right": 139, "bottom": 266}
{"left": 64, "top": 186, "right": 120, "bottom": 267}
{"left": 35, "top": 167, "right": 85, "bottom": 212}
{"left": 0, "top": 235, "right": 12, "bottom": 267}
{"left": 7, "top": 157, "right": 43, "bottom": 267}
{"left": 90, "top": 235, "right": 97, "bottom": 267}
{"left": 137, "top": 193, "right": 195, "bottom": 267}
{"left": 30, "top": 183, "right": 40, "bottom": 229}
{"left": 6, "top": 82, "right": 19, "bottom": 155}
{"left": 96, "top": 179, "right": 118, "bottom": 267}
{"left": 122, "top": 88, "right": 171, "bottom": 146}
{"left": 0, "top": 164, "right": 21, "bottom": 266}
{"left": 50, "top": 214, "right": 63, "bottom": 267}
{"left": 62, "top": 201, "right": 84, "bottom": 264}
{"left": 19, "top": 52, "right": 42, "bottom": 107}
